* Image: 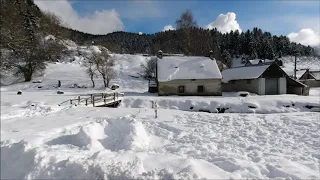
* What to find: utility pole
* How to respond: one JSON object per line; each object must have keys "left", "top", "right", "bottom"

{"left": 294, "top": 55, "right": 297, "bottom": 80}
{"left": 294, "top": 51, "right": 299, "bottom": 80}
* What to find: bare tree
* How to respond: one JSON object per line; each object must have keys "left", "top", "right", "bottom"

{"left": 175, "top": 9, "right": 198, "bottom": 29}
{"left": 93, "top": 50, "right": 115, "bottom": 88}
{"left": 141, "top": 57, "right": 157, "bottom": 80}
{"left": 82, "top": 55, "right": 98, "bottom": 88}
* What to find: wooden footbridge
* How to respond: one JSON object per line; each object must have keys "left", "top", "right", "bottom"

{"left": 58, "top": 92, "right": 124, "bottom": 107}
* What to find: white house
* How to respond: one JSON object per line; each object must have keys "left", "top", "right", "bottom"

{"left": 156, "top": 51, "right": 222, "bottom": 96}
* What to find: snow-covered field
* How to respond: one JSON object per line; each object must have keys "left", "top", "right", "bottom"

{"left": 1, "top": 44, "right": 320, "bottom": 179}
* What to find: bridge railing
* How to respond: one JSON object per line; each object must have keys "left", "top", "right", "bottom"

{"left": 58, "top": 92, "right": 124, "bottom": 107}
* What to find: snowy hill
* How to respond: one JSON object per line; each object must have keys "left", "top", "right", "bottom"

{"left": 1, "top": 40, "right": 320, "bottom": 179}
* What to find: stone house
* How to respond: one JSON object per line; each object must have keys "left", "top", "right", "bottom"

{"left": 156, "top": 50, "right": 222, "bottom": 96}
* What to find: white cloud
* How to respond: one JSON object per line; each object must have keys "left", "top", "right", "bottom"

{"left": 162, "top": 25, "right": 176, "bottom": 32}
{"left": 205, "top": 12, "right": 242, "bottom": 33}
{"left": 138, "top": 32, "right": 143, "bottom": 35}
{"left": 288, "top": 28, "right": 320, "bottom": 46}
{"left": 34, "top": 0, "right": 124, "bottom": 34}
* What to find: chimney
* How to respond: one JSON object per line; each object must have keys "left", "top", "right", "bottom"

{"left": 157, "top": 50, "right": 163, "bottom": 59}
{"left": 209, "top": 50, "right": 214, "bottom": 60}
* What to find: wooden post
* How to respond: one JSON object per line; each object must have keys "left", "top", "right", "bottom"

{"left": 154, "top": 101, "right": 158, "bottom": 118}
{"left": 70, "top": 99, "right": 72, "bottom": 104}
{"left": 78, "top": 96, "right": 80, "bottom": 104}
{"left": 85, "top": 99, "right": 88, "bottom": 106}
{"left": 91, "top": 94, "right": 93, "bottom": 103}
{"left": 93, "top": 96, "right": 95, "bottom": 107}
{"left": 114, "top": 93, "right": 116, "bottom": 107}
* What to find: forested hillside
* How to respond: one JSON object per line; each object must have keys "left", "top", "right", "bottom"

{"left": 64, "top": 26, "right": 316, "bottom": 64}
{"left": 0, "top": 0, "right": 68, "bottom": 81}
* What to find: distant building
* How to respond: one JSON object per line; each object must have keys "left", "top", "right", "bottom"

{"left": 156, "top": 50, "right": 222, "bottom": 96}
{"left": 232, "top": 58, "right": 283, "bottom": 68}
{"left": 299, "top": 69, "right": 320, "bottom": 87}
{"left": 222, "top": 62, "right": 307, "bottom": 95}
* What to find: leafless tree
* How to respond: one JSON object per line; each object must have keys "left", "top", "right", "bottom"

{"left": 82, "top": 55, "right": 98, "bottom": 88}
{"left": 141, "top": 57, "right": 157, "bottom": 80}
{"left": 175, "top": 9, "right": 198, "bottom": 29}
{"left": 93, "top": 50, "right": 115, "bottom": 88}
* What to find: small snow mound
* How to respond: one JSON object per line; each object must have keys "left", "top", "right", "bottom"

{"left": 101, "top": 116, "right": 150, "bottom": 151}
{"left": 44, "top": 35, "right": 56, "bottom": 41}
{"left": 90, "top": 45, "right": 102, "bottom": 54}
{"left": 47, "top": 116, "right": 150, "bottom": 151}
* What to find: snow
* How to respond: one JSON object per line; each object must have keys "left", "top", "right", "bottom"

{"left": 1, "top": 40, "right": 320, "bottom": 179}
{"left": 120, "top": 94, "right": 319, "bottom": 113}
{"left": 309, "top": 87, "right": 320, "bottom": 96}
{"left": 157, "top": 56, "right": 222, "bottom": 82}
{"left": 1, "top": 107, "right": 319, "bottom": 179}
{"left": 221, "top": 65, "right": 269, "bottom": 82}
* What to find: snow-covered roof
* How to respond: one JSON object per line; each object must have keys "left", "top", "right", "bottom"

{"left": 222, "top": 65, "right": 270, "bottom": 82}
{"left": 248, "top": 59, "right": 262, "bottom": 65}
{"left": 310, "top": 71, "right": 320, "bottom": 80}
{"left": 157, "top": 56, "right": 222, "bottom": 82}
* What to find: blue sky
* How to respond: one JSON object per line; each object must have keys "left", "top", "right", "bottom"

{"left": 69, "top": 0, "right": 319, "bottom": 35}
{"left": 35, "top": 0, "right": 319, "bottom": 46}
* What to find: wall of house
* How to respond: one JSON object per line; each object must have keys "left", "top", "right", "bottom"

{"left": 299, "top": 80, "right": 320, "bottom": 87}
{"left": 158, "top": 79, "right": 222, "bottom": 96}
{"left": 279, "top": 77, "right": 287, "bottom": 94}
{"left": 287, "top": 87, "right": 303, "bottom": 95}
{"left": 222, "top": 79, "right": 260, "bottom": 94}
{"left": 258, "top": 78, "right": 265, "bottom": 95}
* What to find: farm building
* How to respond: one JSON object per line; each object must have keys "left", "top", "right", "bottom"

{"left": 222, "top": 62, "right": 307, "bottom": 95}
{"left": 299, "top": 69, "right": 320, "bottom": 87}
{"left": 156, "top": 50, "right": 222, "bottom": 96}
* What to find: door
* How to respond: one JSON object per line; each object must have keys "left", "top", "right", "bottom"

{"left": 265, "top": 78, "right": 278, "bottom": 95}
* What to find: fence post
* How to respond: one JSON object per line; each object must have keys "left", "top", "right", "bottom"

{"left": 86, "top": 99, "right": 88, "bottom": 106}
{"left": 70, "top": 99, "right": 72, "bottom": 104}
{"left": 78, "top": 96, "right": 80, "bottom": 104}
{"left": 154, "top": 101, "right": 158, "bottom": 118}
{"left": 114, "top": 93, "right": 116, "bottom": 107}
{"left": 93, "top": 96, "right": 95, "bottom": 107}
{"left": 91, "top": 94, "right": 93, "bottom": 103}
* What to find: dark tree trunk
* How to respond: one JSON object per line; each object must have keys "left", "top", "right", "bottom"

{"left": 24, "top": 71, "right": 32, "bottom": 82}
{"left": 102, "top": 76, "right": 107, "bottom": 87}
{"left": 106, "top": 78, "right": 111, "bottom": 88}
{"left": 90, "top": 75, "right": 95, "bottom": 88}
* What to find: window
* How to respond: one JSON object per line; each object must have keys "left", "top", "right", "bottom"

{"left": 178, "top": 86, "right": 185, "bottom": 93}
{"left": 246, "top": 79, "right": 252, "bottom": 84}
{"left": 197, "top": 86, "right": 204, "bottom": 93}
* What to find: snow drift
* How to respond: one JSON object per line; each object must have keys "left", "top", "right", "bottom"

{"left": 1, "top": 111, "right": 319, "bottom": 179}
{"left": 121, "top": 94, "right": 320, "bottom": 113}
